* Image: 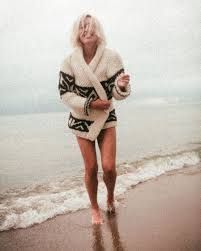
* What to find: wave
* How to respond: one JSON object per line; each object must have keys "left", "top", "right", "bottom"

{"left": 0, "top": 146, "right": 200, "bottom": 232}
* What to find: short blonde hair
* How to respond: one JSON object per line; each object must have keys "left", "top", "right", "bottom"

{"left": 70, "top": 13, "right": 107, "bottom": 48}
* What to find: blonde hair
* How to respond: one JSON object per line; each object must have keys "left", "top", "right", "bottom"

{"left": 70, "top": 13, "right": 107, "bottom": 48}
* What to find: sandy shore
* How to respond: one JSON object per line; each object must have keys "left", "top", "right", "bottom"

{"left": 0, "top": 164, "right": 201, "bottom": 251}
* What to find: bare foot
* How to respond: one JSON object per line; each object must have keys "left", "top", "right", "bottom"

{"left": 107, "top": 198, "right": 116, "bottom": 214}
{"left": 91, "top": 207, "right": 104, "bottom": 224}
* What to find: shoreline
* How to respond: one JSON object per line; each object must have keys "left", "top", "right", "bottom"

{"left": 0, "top": 164, "right": 201, "bottom": 251}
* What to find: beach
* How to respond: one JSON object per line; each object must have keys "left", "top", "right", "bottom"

{"left": 1, "top": 0, "right": 201, "bottom": 249}
{"left": 1, "top": 164, "right": 200, "bottom": 251}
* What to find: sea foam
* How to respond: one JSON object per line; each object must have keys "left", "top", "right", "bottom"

{"left": 0, "top": 147, "right": 200, "bottom": 231}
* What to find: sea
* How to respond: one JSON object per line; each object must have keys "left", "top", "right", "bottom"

{"left": 0, "top": 97, "right": 201, "bottom": 231}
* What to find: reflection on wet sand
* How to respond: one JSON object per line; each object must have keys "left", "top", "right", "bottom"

{"left": 92, "top": 224, "right": 105, "bottom": 251}
{"left": 91, "top": 212, "right": 126, "bottom": 251}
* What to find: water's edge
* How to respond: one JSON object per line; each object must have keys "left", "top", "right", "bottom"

{"left": 0, "top": 146, "right": 201, "bottom": 232}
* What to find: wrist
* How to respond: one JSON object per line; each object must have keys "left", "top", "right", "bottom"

{"left": 84, "top": 97, "right": 94, "bottom": 116}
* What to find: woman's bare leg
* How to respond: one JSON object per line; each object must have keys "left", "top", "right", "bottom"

{"left": 76, "top": 136, "right": 103, "bottom": 224}
{"left": 97, "top": 127, "right": 117, "bottom": 212}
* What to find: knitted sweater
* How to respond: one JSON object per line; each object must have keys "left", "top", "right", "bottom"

{"left": 58, "top": 42, "right": 131, "bottom": 141}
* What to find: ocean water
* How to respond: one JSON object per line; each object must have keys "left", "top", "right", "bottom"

{"left": 0, "top": 98, "right": 201, "bottom": 231}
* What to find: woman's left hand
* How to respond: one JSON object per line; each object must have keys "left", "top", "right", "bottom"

{"left": 117, "top": 73, "right": 130, "bottom": 90}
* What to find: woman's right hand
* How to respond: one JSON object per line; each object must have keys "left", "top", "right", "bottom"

{"left": 90, "top": 99, "right": 111, "bottom": 110}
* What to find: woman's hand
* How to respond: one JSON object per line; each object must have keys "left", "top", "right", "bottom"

{"left": 90, "top": 99, "right": 111, "bottom": 110}
{"left": 117, "top": 73, "right": 130, "bottom": 91}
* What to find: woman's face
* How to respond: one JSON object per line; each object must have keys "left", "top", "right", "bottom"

{"left": 79, "top": 17, "right": 98, "bottom": 46}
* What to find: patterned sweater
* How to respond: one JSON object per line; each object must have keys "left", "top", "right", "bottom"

{"left": 58, "top": 42, "right": 131, "bottom": 141}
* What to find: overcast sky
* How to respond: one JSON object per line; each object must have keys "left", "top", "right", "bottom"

{"left": 0, "top": 0, "right": 200, "bottom": 114}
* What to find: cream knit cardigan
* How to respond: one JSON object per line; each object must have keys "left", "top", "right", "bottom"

{"left": 58, "top": 42, "right": 131, "bottom": 141}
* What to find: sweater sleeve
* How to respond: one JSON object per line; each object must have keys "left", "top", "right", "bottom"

{"left": 107, "top": 50, "right": 131, "bottom": 100}
{"left": 58, "top": 56, "right": 92, "bottom": 116}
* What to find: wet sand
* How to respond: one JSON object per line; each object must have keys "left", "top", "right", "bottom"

{"left": 0, "top": 165, "right": 201, "bottom": 251}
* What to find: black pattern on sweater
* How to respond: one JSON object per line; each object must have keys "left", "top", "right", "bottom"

{"left": 58, "top": 68, "right": 124, "bottom": 100}
{"left": 68, "top": 109, "right": 117, "bottom": 132}
{"left": 68, "top": 113, "right": 94, "bottom": 132}
{"left": 106, "top": 109, "right": 117, "bottom": 122}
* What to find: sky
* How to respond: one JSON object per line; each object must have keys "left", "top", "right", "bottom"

{"left": 0, "top": 0, "right": 200, "bottom": 114}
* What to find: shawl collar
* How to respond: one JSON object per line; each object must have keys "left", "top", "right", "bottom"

{"left": 70, "top": 42, "right": 110, "bottom": 140}
{"left": 71, "top": 42, "right": 108, "bottom": 101}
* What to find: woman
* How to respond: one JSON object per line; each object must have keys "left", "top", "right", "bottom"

{"left": 58, "top": 13, "right": 131, "bottom": 224}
